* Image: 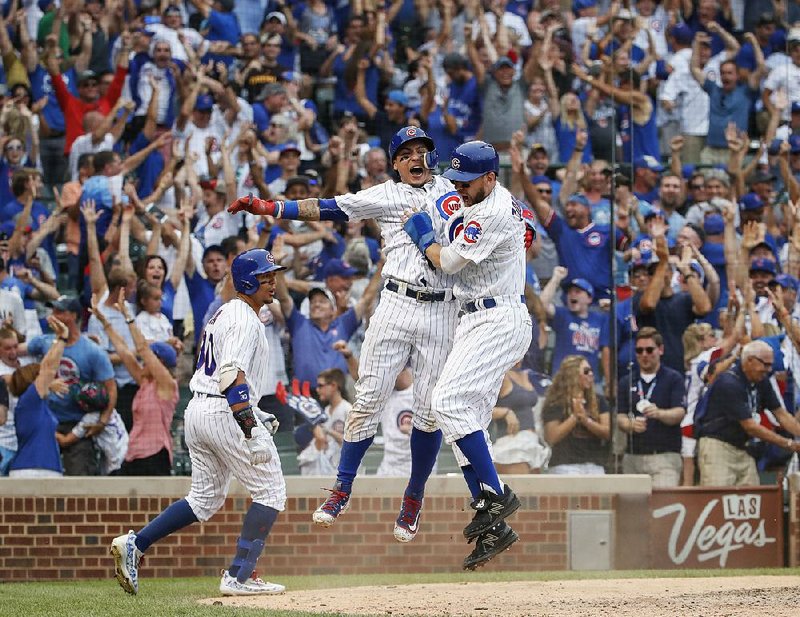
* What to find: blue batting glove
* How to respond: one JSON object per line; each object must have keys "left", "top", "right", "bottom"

{"left": 403, "top": 211, "right": 436, "bottom": 255}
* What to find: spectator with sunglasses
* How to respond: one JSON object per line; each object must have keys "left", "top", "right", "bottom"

{"left": 617, "top": 327, "right": 686, "bottom": 488}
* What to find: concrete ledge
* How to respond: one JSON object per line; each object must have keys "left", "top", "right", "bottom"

{"left": 789, "top": 472, "right": 800, "bottom": 492}
{"left": 1, "top": 474, "right": 652, "bottom": 498}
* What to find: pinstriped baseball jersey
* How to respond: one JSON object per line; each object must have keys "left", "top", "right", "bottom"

{"left": 335, "top": 175, "right": 461, "bottom": 289}
{"left": 189, "top": 298, "right": 271, "bottom": 401}
{"left": 449, "top": 183, "right": 526, "bottom": 301}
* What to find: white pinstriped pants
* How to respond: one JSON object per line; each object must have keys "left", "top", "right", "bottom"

{"left": 345, "top": 289, "right": 460, "bottom": 441}
{"left": 183, "top": 397, "right": 286, "bottom": 522}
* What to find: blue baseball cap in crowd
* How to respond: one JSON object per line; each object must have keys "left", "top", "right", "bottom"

{"left": 280, "top": 71, "right": 302, "bottom": 84}
{"left": 739, "top": 192, "right": 764, "bottom": 211}
{"left": 567, "top": 278, "right": 594, "bottom": 298}
{"left": 387, "top": 90, "right": 408, "bottom": 107}
{"left": 689, "top": 260, "right": 705, "bottom": 283}
{"left": 279, "top": 142, "right": 301, "bottom": 156}
{"left": 669, "top": 23, "right": 694, "bottom": 45}
{"left": 792, "top": 102, "right": 800, "bottom": 115}
{"left": 322, "top": 258, "right": 358, "bottom": 279}
{"left": 790, "top": 134, "right": 800, "bottom": 154}
{"left": 48, "top": 295, "right": 82, "bottom": 315}
{"left": 195, "top": 94, "right": 214, "bottom": 111}
{"left": 531, "top": 175, "right": 551, "bottom": 185}
{"left": 492, "top": 56, "right": 516, "bottom": 70}
{"left": 572, "top": 0, "right": 596, "bottom": 12}
{"left": 634, "top": 155, "right": 665, "bottom": 173}
{"left": 682, "top": 164, "right": 696, "bottom": 179}
{"left": 150, "top": 342, "right": 177, "bottom": 368}
{"left": 703, "top": 213, "right": 724, "bottom": 235}
{"left": 750, "top": 257, "right": 777, "bottom": 275}
{"left": 566, "top": 193, "right": 590, "bottom": 208}
{"left": 644, "top": 207, "right": 667, "bottom": 220}
{"left": 772, "top": 273, "right": 799, "bottom": 292}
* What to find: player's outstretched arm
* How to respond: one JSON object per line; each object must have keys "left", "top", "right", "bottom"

{"left": 228, "top": 195, "right": 349, "bottom": 222}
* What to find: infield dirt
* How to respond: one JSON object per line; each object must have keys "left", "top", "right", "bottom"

{"left": 202, "top": 575, "right": 800, "bottom": 616}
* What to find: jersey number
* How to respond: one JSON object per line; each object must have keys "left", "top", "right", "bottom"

{"left": 196, "top": 332, "right": 217, "bottom": 376}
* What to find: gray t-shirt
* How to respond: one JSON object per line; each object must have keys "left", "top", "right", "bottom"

{"left": 481, "top": 76, "right": 527, "bottom": 144}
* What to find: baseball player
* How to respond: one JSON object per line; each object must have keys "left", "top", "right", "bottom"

{"left": 111, "top": 249, "right": 288, "bottom": 597}
{"left": 229, "top": 126, "right": 464, "bottom": 543}
{"left": 403, "top": 141, "right": 533, "bottom": 570}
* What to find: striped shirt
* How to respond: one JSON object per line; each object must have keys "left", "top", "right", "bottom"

{"left": 335, "top": 175, "right": 461, "bottom": 290}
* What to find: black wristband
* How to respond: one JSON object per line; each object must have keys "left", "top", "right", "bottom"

{"left": 59, "top": 337, "right": 69, "bottom": 342}
{"left": 232, "top": 406, "right": 257, "bottom": 438}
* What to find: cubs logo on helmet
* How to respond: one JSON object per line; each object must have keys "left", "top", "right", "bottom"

{"left": 451, "top": 157, "right": 461, "bottom": 169}
{"left": 406, "top": 127, "right": 418, "bottom": 137}
{"left": 463, "top": 221, "right": 482, "bottom": 244}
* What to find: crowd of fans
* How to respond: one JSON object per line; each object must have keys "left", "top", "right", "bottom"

{"left": 0, "top": 0, "right": 799, "bottom": 488}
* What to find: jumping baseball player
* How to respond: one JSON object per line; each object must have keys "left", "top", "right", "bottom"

{"left": 229, "top": 126, "right": 464, "bottom": 543}
{"left": 111, "top": 249, "right": 288, "bottom": 597}
{"left": 403, "top": 141, "right": 533, "bottom": 570}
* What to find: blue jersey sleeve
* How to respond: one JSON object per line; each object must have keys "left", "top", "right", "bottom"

{"left": 599, "top": 311, "right": 610, "bottom": 347}
{"left": 334, "top": 308, "right": 361, "bottom": 340}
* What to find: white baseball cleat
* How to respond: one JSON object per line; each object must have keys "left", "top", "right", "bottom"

{"left": 219, "top": 570, "right": 285, "bottom": 596}
{"left": 110, "top": 530, "right": 144, "bottom": 595}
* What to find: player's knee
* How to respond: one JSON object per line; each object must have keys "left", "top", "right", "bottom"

{"left": 185, "top": 494, "right": 225, "bottom": 522}
{"left": 411, "top": 414, "right": 437, "bottom": 433}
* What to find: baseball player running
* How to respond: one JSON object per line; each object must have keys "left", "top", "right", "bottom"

{"left": 229, "top": 126, "right": 463, "bottom": 543}
{"left": 111, "top": 249, "right": 288, "bottom": 596}
{"left": 403, "top": 141, "right": 533, "bottom": 570}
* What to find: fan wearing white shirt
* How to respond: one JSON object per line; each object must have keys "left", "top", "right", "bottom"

{"left": 133, "top": 282, "right": 173, "bottom": 344}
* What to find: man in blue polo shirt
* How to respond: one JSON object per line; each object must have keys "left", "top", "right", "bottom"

{"left": 274, "top": 258, "right": 383, "bottom": 387}
{"left": 618, "top": 327, "right": 686, "bottom": 487}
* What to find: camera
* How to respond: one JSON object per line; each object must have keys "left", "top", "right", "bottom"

{"left": 587, "top": 61, "right": 603, "bottom": 77}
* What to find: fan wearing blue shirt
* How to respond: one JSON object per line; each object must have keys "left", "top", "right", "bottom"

{"left": 541, "top": 269, "right": 610, "bottom": 383}
{"left": 194, "top": 0, "right": 241, "bottom": 68}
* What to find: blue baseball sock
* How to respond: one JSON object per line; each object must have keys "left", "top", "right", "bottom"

{"left": 455, "top": 431, "right": 502, "bottom": 495}
{"left": 460, "top": 464, "right": 482, "bottom": 500}
{"left": 335, "top": 436, "right": 374, "bottom": 493}
{"left": 229, "top": 503, "right": 279, "bottom": 578}
{"left": 406, "top": 428, "right": 442, "bottom": 499}
{"left": 136, "top": 498, "right": 198, "bottom": 552}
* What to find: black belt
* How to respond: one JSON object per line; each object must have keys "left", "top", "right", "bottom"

{"left": 628, "top": 449, "right": 679, "bottom": 456}
{"left": 463, "top": 295, "right": 526, "bottom": 313}
{"left": 386, "top": 279, "right": 449, "bottom": 302}
{"left": 43, "top": 132, "right": 65, "bottom": 139}
{"left": 193, "top": 391, "right": 225, "bottom": 399}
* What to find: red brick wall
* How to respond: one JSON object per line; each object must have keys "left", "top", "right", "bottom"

{"left": 0, "top": 478, "right": 624, "bottom": 581}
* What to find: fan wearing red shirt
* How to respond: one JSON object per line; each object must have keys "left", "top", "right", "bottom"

{"left": 45, "top": 32, "right": 131, "bottom": 155}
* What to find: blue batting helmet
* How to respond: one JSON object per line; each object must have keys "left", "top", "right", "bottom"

{"left": 231, "top": 248, "right": 287, "bottom": 295}
{"left": 75, "top": 381, "right": 110, "bottom": 413}
{"left": 442, "top": 141, "right": 499, "bottom": 182}
{"left": 388, "top": 126, "right": 439, "bottom": 169}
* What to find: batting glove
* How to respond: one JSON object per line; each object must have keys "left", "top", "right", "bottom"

{"left": 228, "top": 195, "right": 284, "bottom": 217}
{"left": 255, "top": 409, "right": 280, "bottom": 436}
{"left": 403, "top": 211, "right": 436, "bottom": 255}
{"left": 522, "top": 205, "right": 537, "bottom": 250}
{"left": 244, "top": 425, "right": 272, "bottom": 465}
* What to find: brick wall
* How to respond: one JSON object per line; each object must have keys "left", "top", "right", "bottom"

{"left": 0, "top": 476, "right": 641, "bottom": 581}
{"left": 790, "top": 474, "right": 800, "bottom": 568}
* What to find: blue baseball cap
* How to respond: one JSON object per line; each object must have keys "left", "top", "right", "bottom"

{"left": 790, "top": 134, "right": 800, "bottom": 154}
{"left": 739, "top": 192, "right": 764, "bottom": 211}
{"left": 572, "top": 0, "right": 596, "bottom": 12}
{"left": 150, "top": 342, "right": 177, "bottom": 368}
{"left": 566, "top": 193, "right": 590, "bottom": 208}
{"left": 48, "top": 295, "right": 82, "bottom": 315}
{"left": 669, "top": 23, "right": 694, "bottom": 45}
{"left": 530, "top": 175, "right": 551, "bottom": 185}
{"left": 703, "top": 213, "right": 724, "bottom": 235}
{"left": 567, "top": 278, "right": 594, "bottom": 298}
{"left": 772, "top": 273, "right": 799, "bottom": 292}
{"left": 689, "top": 260, "right": 705, "bottom": 283}
{"left": 492, "top": 56, "right": 515, "bottom": 70}
{"left": 644, "top": 208, "right": 667, "bottom": 220}
{"left": 750, "top": 257, "right": 777, "bottom": 275}
{"left": 279, "top": 142, "right": 301, "bottom": 156}
{"left": 195, "top": 94, "right": 214, "bottom": 111}
{"left": 634, "top": 155, "right": 665, "bottom": 173}
{"left": 322, "top": 258, "right": 358, "bottom": 279}
{"left": 387, "top": 90, "right": 408, "bottom": 107}
{"left": 280, "top": 71, "right": 301, "bottom": 84}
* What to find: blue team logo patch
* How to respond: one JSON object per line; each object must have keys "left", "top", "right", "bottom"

{"left": 464, "top": 221, "right": 482, "bottom": 244}
{"left": 448, "top": 215, "right": 465, "bottom": 242}
{"left": 586, "top": 231, "right": 602, "bottom": 247}
{"left": 436, "top": 191, "right": 462, "bottom": 219}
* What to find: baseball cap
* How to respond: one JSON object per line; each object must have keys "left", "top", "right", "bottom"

{"left": 634, "top": 155, "right": 665, "bottom": 173}
{"left": 163, "top": 4, "right": 182, "bottom": 15}
{"left": 279, "top": 142, "right": 301, "bottom": 156}
{"left": 442, "top": 52, "right": 468, "bottom": 71}
{"left": 739, "top": 192, "right": 764, "bottom": 211}
{"left": 689, "top": 260, "right": 705, "bottom": 283}
{"left": 343, "top": 239, "right": 372, "bottom": 275}
{"left": 260, "top": 83, "right": 286, "bottom": 100}
{"left": 135, "top": 28, "right": 155, "bottom": 37}
{"left": 572, "top": 0, "right": 597, "bottom": 12}
{"left": 195, "top": 94, "right": 214, "bottom": 111}
{"left": 150, "top": 341, "right": 177, "bottom": 368}
{"left": 213, "top": 179, "right": 227, "bottom": 195}
{"left": 644, "top": 208, "right": 667, "bottom": 220}
{"left": 615, "top": 8, "right": 634, "bottom": 20}
{"left": 566, "top": 193, "right": 591, "bottom": 208}
{"left": 772, "top": 273, "right": 799, "bottom": 292}
{"left": 492, "top": 56, "right": 515, "bottom": 70}
{"left": 322, "top": 258, "right": 358, "bottom": 279}
{"left": 669, "top": 23, "right": 694, "bottom": 45}
{"left": 757, "top": 12, "right": 778, "bottom": 26}
{"left": 387, "top": 90, "right": 408, "bottom": 107}
{"left": 77, "top": 70, "right": 98, "bottom": 84}
{"left": 280, "top": 71, "right": 302, "bottom": 84}
{"left": 49, "top": 295, "right": 82, "bottom": 315}
{"left": 75, "top": 381, "right": 110, "bottom": 413}
{"left": 789, "top": 28, "right": 800, "bottom": 45}
{"left": 703, "top": 213, "right": 724, "bottom": 235}
{"left": 750, "top": 257, "right": 777, "bottom": 275}
{"left": 285, "top": 175, "right": 310, "bottom": 191}
{"left": 567, "top": 278, "right": 594, "bottom": 298}
{"left": 749, "top": 171, "right": 776, "bottom": 185}
{"left": 308, "top": 286, "right": 336, "bottom": 308}
{"left": 266, "top": 11, "right": 287, "bottom": 25}
{"left": 531, "top": 175, "right": 551, "bottom": 185}
{"left": 792, "top": 102, "right": 800, "bottom": 115}
{"left": 305, "top": 169, "right": 320, "bottom": 186}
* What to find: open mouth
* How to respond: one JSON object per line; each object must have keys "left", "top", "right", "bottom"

{"left": 409, "top": 165, "right": 425, "bottom": 180}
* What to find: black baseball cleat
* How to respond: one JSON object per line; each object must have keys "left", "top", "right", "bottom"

{"left": 463, "top": 484, "right": 520, "bottom": 541}
{"left": 463, "top": 521, "right": 519, "bottom": 571}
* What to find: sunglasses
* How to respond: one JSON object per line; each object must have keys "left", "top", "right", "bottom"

{"left": 635, "top": 346, "right": 656, "bottom": 355}
{"left": 752, "top": 356, "right": 773, "bottom": 369}
{"left": 537, "top": 187, "right": 552, "bottom": 194}
{"left": 690, "top": 184, "right": 705, "bottom": 190}
{"left": 582, "top": 367, "right": 593, "bottom": 375}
